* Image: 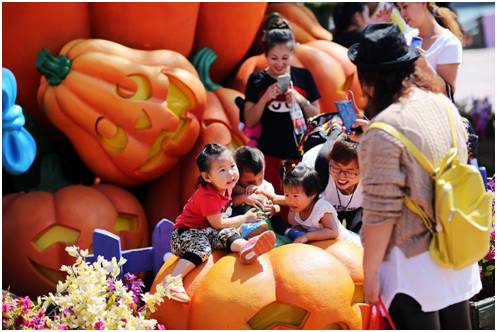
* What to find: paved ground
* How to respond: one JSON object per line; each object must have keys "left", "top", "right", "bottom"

{"left": 456, "top": 47, "right": 495, "bottom": 104}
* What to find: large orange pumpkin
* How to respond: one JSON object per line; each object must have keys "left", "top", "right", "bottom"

{"left": 2, "top": 183, "right": 149, "bottom": 298}
{"left": 3, "top": 2, "right": 91, "bottom": 128}
{"left": 151, "top": 240, "right": 364, "bottom": 329}
{"left": 193, "top": 3, "right": 267, "bottom": 83}
{"left": 36, "top": 39, "right": 206, "bottom": 186}
{"left": 88, "top": 3, "right": 267, "bottom": 83}
{"left": 266, "top": 3, "right": 332, "bottom": 43}
{"left": 89, "top": 3, "right": 200, "bottom": 57}
{"left": 231, "top": 41, "right": 366, "bottom": 113}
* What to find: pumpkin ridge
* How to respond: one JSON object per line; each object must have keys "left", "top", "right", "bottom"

{"left": 50, "top": 89, "right": 141, "bottom": 184}
{"left": 65, "top": 39, "right": 198, "bottom": 77}
{"left": 45, "top": 81, "right": 138, "bottom": 183}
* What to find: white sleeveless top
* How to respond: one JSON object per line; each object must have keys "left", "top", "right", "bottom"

{"left": 294, "top": 198, "right": 362, "bottom": 247}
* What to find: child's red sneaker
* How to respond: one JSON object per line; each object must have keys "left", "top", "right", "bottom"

{"left": 239, "top": 230, "right": 276, "bottom": 264}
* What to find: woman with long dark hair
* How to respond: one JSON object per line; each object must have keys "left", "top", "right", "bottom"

{"left": 351, "top": 24, "right": 481, "bottom": 329}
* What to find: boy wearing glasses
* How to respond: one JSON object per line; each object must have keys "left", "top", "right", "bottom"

{"left": 303, "top": 135, "right": 363, "bottom": 233}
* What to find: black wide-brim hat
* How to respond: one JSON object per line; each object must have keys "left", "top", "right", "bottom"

{"left": 348, "top": 23, "right": 420, "bottom": 70}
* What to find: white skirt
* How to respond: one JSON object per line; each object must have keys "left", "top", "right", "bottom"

{"left": 380, "top": 246, "right": 482, "bottom": 312}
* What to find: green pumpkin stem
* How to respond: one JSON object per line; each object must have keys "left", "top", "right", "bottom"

{"left": 191, "top": 47, "right": 222, "bottom": 92}
{"left": 35, "top": 48, "right": 72, "bottom": 86}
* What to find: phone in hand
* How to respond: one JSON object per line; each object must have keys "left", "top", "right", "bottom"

{"left": 277, "top": 74, "right": 291, "bottom": 93}
{"left": 410, "top": 36, "right": 423, "bottom": 48}
{"left": 336, "top": 100, "right": 357, "bottom": 134}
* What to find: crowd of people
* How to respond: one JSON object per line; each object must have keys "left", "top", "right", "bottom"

{"left": 161, "top": 3, "right": 483, "bottom": 330}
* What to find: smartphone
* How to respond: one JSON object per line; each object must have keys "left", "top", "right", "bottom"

{"left": 410, "top": 36, "right": 423, "bottom": 48}
{"left": 336, "top": 100, "right": 357, "bottom": 134}
{"left": 277, "top": 74, "right": 291, "bottom": 93}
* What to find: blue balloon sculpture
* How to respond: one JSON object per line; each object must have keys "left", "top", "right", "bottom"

{"left": 2, "top": 68, "right": 37, "bottom": 175}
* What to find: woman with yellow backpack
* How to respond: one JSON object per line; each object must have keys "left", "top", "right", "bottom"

{"left": 351, "top": 24, "right": 491, "bottom": 329}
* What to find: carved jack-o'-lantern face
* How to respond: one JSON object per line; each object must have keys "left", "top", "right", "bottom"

{"left": 151, "top": 241, "right": 364, "bottom": 329}
{"left": 2, "top": 184, "right": 149, "bottom": 298}
{"left": 36, "top": 39, "right": 206, "bottom": 186}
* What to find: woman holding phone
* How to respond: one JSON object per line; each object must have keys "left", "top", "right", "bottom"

{"left": 378, "top": 3, "right": 464, "bottom": 100}
{"left": 244, "top": 14, "right": 320, "bottom": 192}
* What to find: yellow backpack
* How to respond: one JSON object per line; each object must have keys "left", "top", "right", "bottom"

{"left": 369, "top": 107, "right": 493, "bottom": 270}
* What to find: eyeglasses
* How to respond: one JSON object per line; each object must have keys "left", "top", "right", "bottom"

{"left": 329, "top": 163, "right": 359, "bottom": 178}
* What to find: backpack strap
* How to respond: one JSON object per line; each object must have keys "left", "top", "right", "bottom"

{"left": 445, "top": 102, "right": 458, "bottom": 151}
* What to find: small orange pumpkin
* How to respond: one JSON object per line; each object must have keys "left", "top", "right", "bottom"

{"left": 231, "top": 41, "right": 366, "bottom": 113}
{"left": 36, "top": 39, "right": 206, "bottom": 186}
{"left": 2, "top": 183, "right": 149, "bottom": 298}
{"left": 151, "top": 240, "right": 364, "bottom": 329}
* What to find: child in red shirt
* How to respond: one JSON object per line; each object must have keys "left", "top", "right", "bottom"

{"left": 163, "top": 143, "right": 276, "bottom": 303}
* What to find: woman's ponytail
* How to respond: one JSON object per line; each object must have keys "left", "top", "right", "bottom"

{"left": 428, "top": 3, "right": 464, "bottom": 43}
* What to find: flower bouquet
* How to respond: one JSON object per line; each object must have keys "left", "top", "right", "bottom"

{"left": 2, "top": 246, "right": 168, "bottom": 330}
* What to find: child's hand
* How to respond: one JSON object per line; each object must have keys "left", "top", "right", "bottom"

{"left": 244, "top": 208, "right": 265, "bottom": 223}
{"left": 293, "top": 234, "right": 309, "bottom": 243}
{"left": 255, "top": 188, "right": 275, "bottom": 201}
{"left": 262, "top": 201, "right": 275, "bottom": 217}
{"left": 245, "top": 193, "right": 265, "bottom": 209}
{"left": 245, "top": 184, "right": 258, "bottom": 195}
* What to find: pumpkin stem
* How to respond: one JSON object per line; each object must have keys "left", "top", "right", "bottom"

{"left": 35, "top": 48, "right": 72, "bottom": 86}
{"left": 35, "top": 154, "right": 73, "bottom": 192}
{"left": 191, "top": 47, "right": 222, "bottom": 92}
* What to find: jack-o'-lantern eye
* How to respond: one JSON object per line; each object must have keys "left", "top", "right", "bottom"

{"left": 247, "top": 302, "right": 308, "bottom": 329}
{"left": 95, "top": 117, "right": 128, "bottom": 153}
{"left": 32, "top": 225, "right": 80, "bottom": 251}
{"left": 116, "top": 74, "right": 152, "bottom": 100}
{"left": 114, "top": 213, "right": 138, "bottom": 232}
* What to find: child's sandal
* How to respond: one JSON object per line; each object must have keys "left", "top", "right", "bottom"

{"left": 162, "top": 274, "right": 191, "bottom": 303}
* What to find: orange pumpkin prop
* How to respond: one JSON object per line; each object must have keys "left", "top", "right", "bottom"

{"left": 2, "top": 183, "right": 149, "bottom": 298}
{"left": 3, "top": 2, "right": 91, "bottom": 128}
{"left": 151, "top": 240, "right": 364, "bottom": 329}
{"left": 36, "top": 39, "right": 206, "bottom": 186}
{"left": 89, "top": 3, "right": 200, "bottom": 57}
{"left": 266, "top": 3, "right": 332, "bottom": 43}
{"left": 231, "top": 41, "right": 366, "bottom": 114}
{"left": 193, "top": 3, "right": 267, "bottom": 83}
{"left": 88, "top": 3, "right": 267, "bottom": 83}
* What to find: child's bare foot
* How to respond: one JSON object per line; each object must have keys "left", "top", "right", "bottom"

{"left": 239, "top": 231, "right": 276, "bottom": 264}
{"left": 162, "top": 274, "right": 191, "bottom": 303}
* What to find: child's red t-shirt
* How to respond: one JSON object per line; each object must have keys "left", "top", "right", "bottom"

{"left": 174, "top": 184, "right": 231, "bottom": 229}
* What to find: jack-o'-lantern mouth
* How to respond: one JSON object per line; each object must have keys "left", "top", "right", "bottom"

{"left": 137, "top": 80, "right": 191, "bottom": 173}
{"left": 247, "top": 302, "right": 350, "bottom": 330}
{"left": 29, "top": 259, "right": 67, "bottom": 285}
{"left": 248, "top": 303, "right": 308, "bottom": 329}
